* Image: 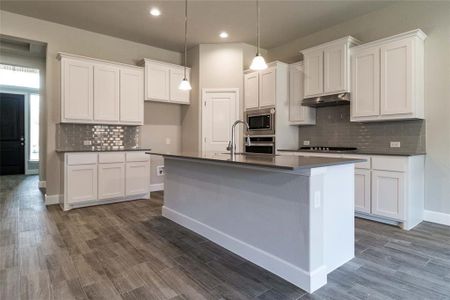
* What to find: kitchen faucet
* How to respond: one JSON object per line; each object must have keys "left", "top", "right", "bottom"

{"left": 227, "top": 120, "right": 251, "bottom": 156}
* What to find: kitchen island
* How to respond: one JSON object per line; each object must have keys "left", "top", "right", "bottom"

{"left": 146, "top": 151, "right": 363, "bottom": 293}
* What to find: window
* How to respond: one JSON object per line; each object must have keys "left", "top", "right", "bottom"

{"left": 29, "top": 94, "right": 39, "bottom": 161}
{"left": 0, "top": 64, "right": 40, "bottom": 89}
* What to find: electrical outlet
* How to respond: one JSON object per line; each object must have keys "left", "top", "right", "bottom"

{"left": 303, "top": 140, "right": 310, "bottom": 146}
{"left": 83, "top": 140, "right": 92, "bottom": 146}
{"left": 390, "top": 141, "right": 401, "bottom": 148}
{"left": 165, "top": 138, "right": 171, "bottom": 145}
{"left": 157, "top": 165, "right": 165, "bottom": 176}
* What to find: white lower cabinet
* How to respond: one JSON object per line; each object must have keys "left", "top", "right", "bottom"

{"left": 98, "top": 163, "right": 125, "bottom": 200}
{"left": 63, "top": 152, "right": 150, "bottom": 210}
{"left": 371, "top": 170, "right": 405, "bottom": 220}
{"left": 354, "top": 169, "right": 371, "bottom": 214}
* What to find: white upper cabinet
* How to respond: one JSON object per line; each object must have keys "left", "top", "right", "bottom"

{"left": 351, "top": 30, "right": 426, "bottom": 122}
{"left": 303, "top": 50, "right": 324, "bottom": 97}
{"left": 94, "top": 64, "right": 120, "bottom": 122}
{"left": 59, "top": 53, "right": 144, "bottom": 125}
{"left": 120, "top": 68, "right": 144, "bottom": 124}
{"left": 289, "top": 62, "right": 315, "bottom": 125}
{"left": 244, "top": 72, "right": 259, "bottom": 110}
{"left": 259, "top": 67, "right": 277, "bottom": 108}
{"left": 302, "top": 36, "right": 359, "bottom": 98}
{"left": 61, "top": 58, "right": 94, "bottom": 122}
{"left": 142, "top": 59, "right": 190, "bottom": 105}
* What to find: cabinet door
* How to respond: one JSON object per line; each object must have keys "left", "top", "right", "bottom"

{"left": 98, "top": 163, "right": 125, "bottom": 200}
{"left": 66, "top": 164, "right": 97, "bottom": 204}
{"left": 126, "top": 162, "right": 150, "bottom": 196}
{"left": 351, "top": 47, "right": 380, "bottom": 118}
{"left": 259, "top": 67, "right": 276, "bottom": 108}
{"left": 324, "top": 43, "right": 347, "bottom": 94}
{"left": 120, "top": 68, "right": 144, "bottom": 124}
{"left": 354, "top": 169, "right": 371, "bottom": 214}
{"left": 289, "top": 63, "right": 315, "bottom": 124}
{"left": 145, "top": 62, "right": 170, "bottom": 101}
{"left": 62, "top": 59, "right": 94, "bottom": 122}
{"left": 371, "top": 170, "right": 405, "bottom": 220}
{"left": 94, "top": 64, "right": 120, "bottom": 122}
{"left": 380, "top": 38, "right": 413, "bottom": 116}
{"left": 170, "top": 68, "right": 190, "bottom": 104}
{"left": 303, "top": 50, "right": 323, "bottom": 97}
{"left": 244, "top": 72, "right": 259, "bottom": 110}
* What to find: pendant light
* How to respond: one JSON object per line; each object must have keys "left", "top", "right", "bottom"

{"left": 250, "top": 0, "right": 267, "bottom": 71}
{"left": 179, "top": 0, "right": 192, "bottom": 91}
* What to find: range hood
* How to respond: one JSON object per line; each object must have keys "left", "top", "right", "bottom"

{"left": 302, "top": 93, "right": 350, "bottom": 107}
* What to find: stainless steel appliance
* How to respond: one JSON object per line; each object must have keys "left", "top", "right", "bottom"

{"left": 245, "top": 108, "right": 275, "bottom": 136}
{"left": 302, "top": 92, "right": 350, "bottom": 107}
{"left": 244, "top": 136, "right": 275, "bottom": 155}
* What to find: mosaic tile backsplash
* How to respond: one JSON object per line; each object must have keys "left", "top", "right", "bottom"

{"left": 57, "top": 124, "right": 140, "bottom": 151}
{"left": 297, "top": 106, "right": 426, "bottom": 154}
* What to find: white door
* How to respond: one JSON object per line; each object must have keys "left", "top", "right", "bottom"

{"left": 259, "top": 67, "right": 277, "bottom": 108}
{"left": 94, "top": 64, "right": 120, "bottom": 122}
{"left": 354, "top": 169, "right": 371, "bottom": 214}
{"left": 244, "top": 72, "right": 259, "bottom": 110}
{"left": 371, "top": 170, "right": 405, "bottom": 221}
{"left": 62, "top": 58, "right": 94, "bottom": 122}
{"left": 324, "top": 43, "right": 347, "bottom": 94}
{"left": 120, "top": 68, "right": 143, "bottom": 124}
{"left": 145, "top": 62, "right": 170, "bottom": 101}
{"left": 380, "top": 38, "right": 413, "bottom": 116}
{"left": 98, "top": 163, "right": 125, "bottom": 200}
{"left": 66, "top": 164, "right": 97, "bottom": 204}
{"left": 170, "top": 68, "right": 190, "bottom": 104}
{"left": 303, "top": 50, "right": 324, "bottom": 97}
{"left": 126, "top": 162, "right": 150, "bottom": 196}
{"left": 351, "top": 47, "right": 380, "bottom": 118}
{"left": 202, "top": 90, "right": 238, "bottom": 152}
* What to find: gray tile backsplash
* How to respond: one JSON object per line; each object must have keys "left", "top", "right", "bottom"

{"left": 57, "top": 124, "right": 140, "bottom": 151}
{"left": 297, "top": 106, "right": 425, "bottom": 154}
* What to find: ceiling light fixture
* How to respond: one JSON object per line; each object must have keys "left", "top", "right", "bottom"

{"left": 219, "top": 32, "right": 229, "bottom": 39}
{"left": 150, "top": 8, "right": 161, "bottom": 16}
{"left": 250, "top": 0, "right": 267, "bottom": 71}
{"left": 179, "top": 0, "right": 192, "bottom": 91}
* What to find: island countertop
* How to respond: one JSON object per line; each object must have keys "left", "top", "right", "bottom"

{"left": 145, "top": 151, "right": 364, "bottom": 171}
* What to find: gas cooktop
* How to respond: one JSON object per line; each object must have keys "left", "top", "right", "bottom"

{"left": 299, "top": 146, "right": 358, "bottom": 152}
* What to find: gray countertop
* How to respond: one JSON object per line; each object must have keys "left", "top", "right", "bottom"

{"left": 146, "top": 151, "right": 364, "bottom": 171}
{"left": 277, "top": 149, "right": 426, "bottom": 157}
{"left": 56, "top": 147, "right": 152, "bottom": 153}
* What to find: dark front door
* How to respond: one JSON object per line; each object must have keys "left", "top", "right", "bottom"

{"left": 0, "top": 93, "right": 25, "bottom": 175}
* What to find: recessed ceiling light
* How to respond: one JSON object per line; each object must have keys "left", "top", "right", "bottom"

{"left": 150, "top": 8, "right": 161, "bottom": 16}
{"left": 219, "top": 32, "right": 229, "bottom": 39}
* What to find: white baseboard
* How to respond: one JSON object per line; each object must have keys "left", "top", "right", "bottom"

{"left": 149, "top": 183, "right": 164, "bottom": 192}
{"left": 45, "top": 194, "right": 61, "bottom": 205}
{"left": 162, "top": 206, "right": 325, "bottom": 293}
{"left": 424, "top": 210, "right": 450, "bottom": 226}
{"left": 38, "top": 180, "right": 46, "bottom": 189}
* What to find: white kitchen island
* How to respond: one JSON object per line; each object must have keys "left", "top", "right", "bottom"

{"left": 146, "top": 151, "right": 362, "bottom": 293}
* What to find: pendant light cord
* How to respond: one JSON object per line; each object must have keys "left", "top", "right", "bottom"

{"left": 256, "top": 0, "right": 260, "bottom": 55}
{"left": 184, "top": 0, "right": 188, "bottom": 79}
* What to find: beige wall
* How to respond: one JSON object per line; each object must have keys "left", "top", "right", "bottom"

{"left": 0, "top": 10, "right": 182, "bottom": 195}
{"left": 268, "top": 2, "right": 450, "bottom": 215}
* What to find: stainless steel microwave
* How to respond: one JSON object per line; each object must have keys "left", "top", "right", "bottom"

{"left": 245, "top": 108, "right": 275, "bottom": 136}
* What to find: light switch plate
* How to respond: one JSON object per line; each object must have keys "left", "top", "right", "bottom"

{"left": 157, "top": 165, "right": 165, "bottom": 176}
{"left": 390, "top": 141, "right": 401, "bottom": 148}
{"left": 165, "top": 138, "right": 171, "bottom": 145}
{"left": 303, "top": 140, "right": 310, "bottom": 146}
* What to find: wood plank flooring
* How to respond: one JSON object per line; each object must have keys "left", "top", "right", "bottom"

{"left": 1, "top": 175, "right": 450, "bottom": 300}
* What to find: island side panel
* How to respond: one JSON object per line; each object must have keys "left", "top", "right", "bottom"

{"left": 162, "top": 157, "right": 325, "bottom": 292}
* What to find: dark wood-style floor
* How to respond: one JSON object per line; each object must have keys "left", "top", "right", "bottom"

{"left": 1, "top": 175, "right": 450, "bottom": 300}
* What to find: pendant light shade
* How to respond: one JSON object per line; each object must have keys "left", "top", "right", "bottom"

{"left": 250, "top": 0, "right": 267, "bottom": 71}
{"left": 179, "top": 0, "right": 191, "bottom": 91}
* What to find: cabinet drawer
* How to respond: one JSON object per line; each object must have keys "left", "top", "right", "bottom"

{"left": 342, "top": 155, "right": 371, "bottom": 169}
{"left": 372, "top": 156, "right": 407, "bottom": 172}
{"left": 126, "top": 151, "right": 150, "bottom": 162}
{"left": 99, "top": 152, "right": 125, "bottom": 163}
{"left": 66, "top": 153, "right": 98, "bottom": 165}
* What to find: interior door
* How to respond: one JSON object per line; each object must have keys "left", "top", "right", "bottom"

{"left": 202, "top": 91, "right": 238, "bottom": 152}
{"left": 0, "top": 93, "right": 25, "bottom": 175}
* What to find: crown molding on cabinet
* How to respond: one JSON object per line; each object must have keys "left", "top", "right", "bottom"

{"left": 300, "top": 36, "right": 361, "bottom": 54}
{"left": 350, "top": 29, "right": 427, "bottom": 51}
{"left": 57, "top": 52, "right": 143, "bottom": 70}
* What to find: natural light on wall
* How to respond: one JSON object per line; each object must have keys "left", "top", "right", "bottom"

{"left": 0, "top": 64, "right": 40, "bottom": 89}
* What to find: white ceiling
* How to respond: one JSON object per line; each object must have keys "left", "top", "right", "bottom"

{"left": 0, "top": 0, "right": 395, "bottom": 52}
